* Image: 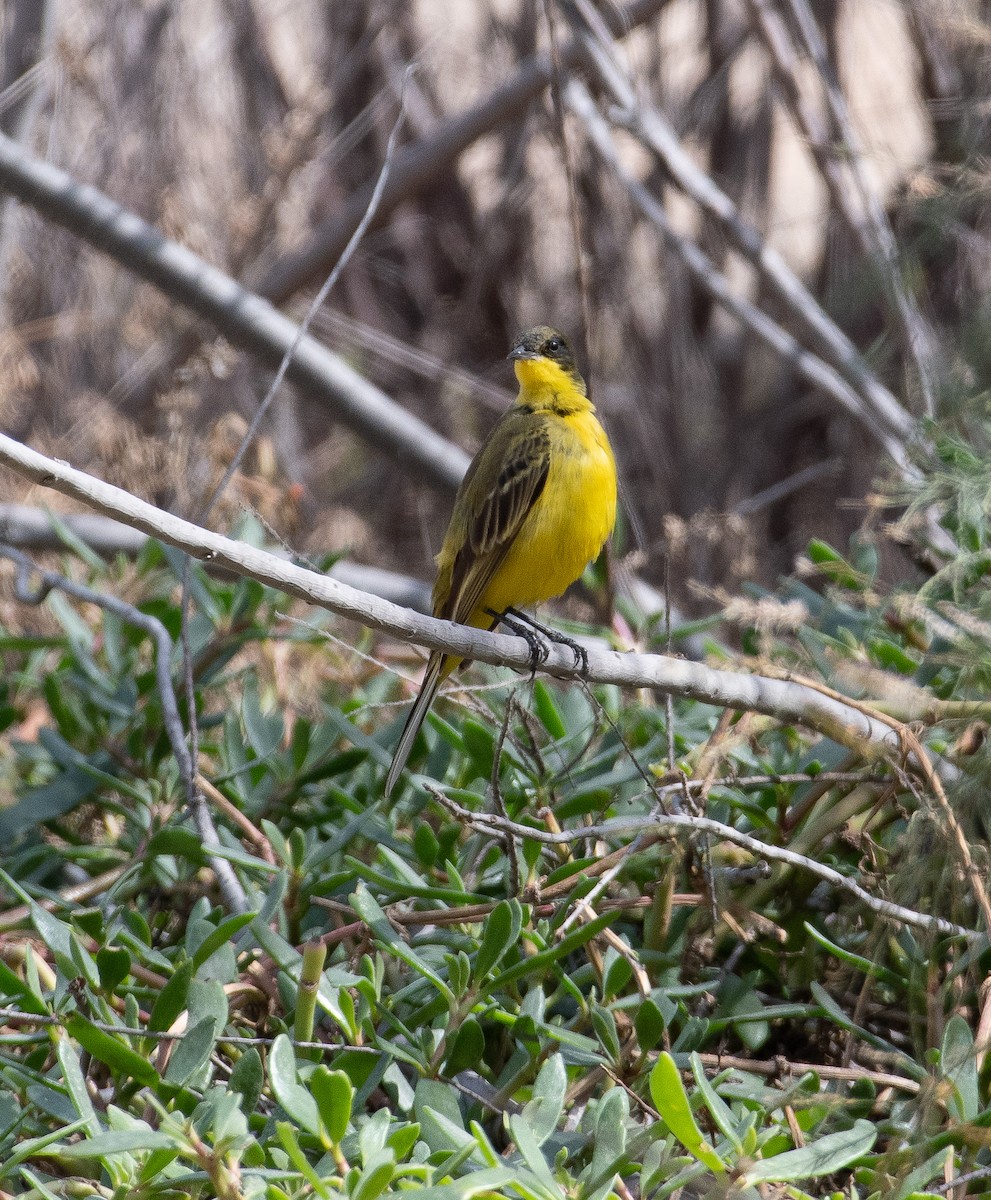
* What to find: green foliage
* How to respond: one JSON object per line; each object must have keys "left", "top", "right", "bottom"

{"left": 0, "top": 514, "right": 990, "bottom": 1197}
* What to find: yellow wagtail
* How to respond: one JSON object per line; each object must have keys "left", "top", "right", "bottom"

{"left": 385, "top": 325, "right": 617, "bottom": 796}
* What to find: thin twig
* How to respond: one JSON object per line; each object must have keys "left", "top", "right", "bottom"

{"left": 692, "top": 1050, "right": 919, "bottom": 1095}
{"left": 201, "top": 71, "right": 412, "bottom": 526}
{"left": 0, "top": 1007, "right": 376, "bottom": 1053}
{"left": 426, "top": 785, "right": 977, "bottom": 941}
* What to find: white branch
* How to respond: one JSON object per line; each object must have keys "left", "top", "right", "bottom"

{"left": 0, "top": 432, "right": 940, "bottom": 768}
{"left": 429, "top": 788, "right": 977, "bottom": 942}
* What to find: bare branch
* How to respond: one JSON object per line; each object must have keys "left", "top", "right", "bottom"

{"left": 0, "top": 431, "right": 951, "bottom": 771}
{"left": 745, "top": 0, "right": 939, "bottom": 415}
{"left": 0, "top": 504, "right": 432, "bottom": 611}
{"left": 429, "top": 787, "right": 977, "bottom": 942}
{"left": 566, "top": 81, "right": 916, "bottom": 476}
{"left": 565, "top": 9, "right": 917, "bottom": 451}
{"left": 0, "top": 130, "right": 470, "bottom": 493}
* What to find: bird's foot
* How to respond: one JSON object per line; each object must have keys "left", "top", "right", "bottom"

{"left": 497, "top": 607, "right": 589, "bottom": 677}
{"left": 488, "top": 607, "right": 549, "bottom": 676}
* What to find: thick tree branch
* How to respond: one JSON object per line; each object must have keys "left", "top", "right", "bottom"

{"left": 0, "top": 131, "right": 470, "bottom": 493}
{"left": 0, "top": 505, "right": 432, "bottom": 611}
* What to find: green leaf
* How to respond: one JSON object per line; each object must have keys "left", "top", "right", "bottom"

{"left": 229, "top": 1047, "right": 263, "bottom": 1112}
{"left": 148, "top": 959, "right": 194, "bottom": 1032}
{"left": 508, "top": 1113, "right": 563, "bottom": 1197}
{"left": 649, "top": 1053, "right": 724, "bottom": 1174}
{"left": 163, "top": 1017, "right": 217, "bottom": 1086}
{"left": 276, "top": 1120, "right": 331, "bottom": 1197}
{"left": 413, "top": 822, "right": 440, "bottom": 866}
{"left": 634, "top": 998, "right": 667, "bottom": 1051}
{"left": 46, "top": 509, "right": 107, "bottom": 571}
{"left": 591, "top": 1004, "right": 621, "bottom": 1063}
{"left": 690, "top": 1055, "right": 743, "bottom": 1154}
{"left": 532, "top": 680, "right": 567, "bottom": 739}
{"left": 352, "top": 1150, "right": 397, "bottom": 1200}
{"left": 190, "top": 912, "right": 255, "bottom": 971}
{"left": 0, "top": 957, "right": 48, "bottom": 1015}
{"left": 55, "top": 1037, "right": 100, "bottom": 1134}
{"left": 489, "top": 908, "right": 620, "bottom": 990}
{"left": 311, "top": 1066, "right": 353, "bottom": 1145}
{"left": 350, "top": 885, "right": 454, "bottom": 1002}
{"left": 242, "top": 679, "right": 284, "bottom": 759}
{"left": 803, "top": 924, "right": 902, "bottom": 988}
{"left": 474, "top": 899, "right": 522, "bottom": 981}
{"left": 741, "top": 1119, "right": 876, "bottom": 1184}
{"left": 96, "top": 946, "right": 131, "bottom": 993}
{"left": 65, "top": 1015, "right": 159, "bottom": 1086}
{"left": 585, "top": 1086, "right": 628, "bottom": 1200}
{"left": 268, "top": 1033, "right": 321, "bottom": 1137}
{"left": 57, "top": 1128, "right": 175, "bottom": 1157}
{"left": 445, "top": 1015, "right": 485, "bottom": 1077}
{"left": 146, "top": 826, "right": 208, "bottom": 864}
{"left": 522, "top": 1053, "right": 566, "bottom": 1145}
{"left": 941, "top": 1014, "right": 979, "bottom": 1121}
{"left": 602, "top": 949, "right": 632, "bottom": 999}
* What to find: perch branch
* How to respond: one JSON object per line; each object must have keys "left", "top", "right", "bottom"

{"left": 0, "top": 432, "right": 949, "bottom": 773}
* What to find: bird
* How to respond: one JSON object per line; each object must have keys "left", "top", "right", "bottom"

{"left": 384, "top": 325, "right": 617, "bottom": 797}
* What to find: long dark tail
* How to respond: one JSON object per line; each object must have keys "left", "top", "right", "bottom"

{"left": 385, "top": 652, "right": 446, "bottom": 797}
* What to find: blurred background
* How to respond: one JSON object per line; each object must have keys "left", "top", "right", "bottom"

{"left": 0, "top": 0, "right": 980, "bottom": 609}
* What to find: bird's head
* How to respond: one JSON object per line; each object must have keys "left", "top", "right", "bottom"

{"left": 508, "top": 326, "right": 586, "bottom": 398}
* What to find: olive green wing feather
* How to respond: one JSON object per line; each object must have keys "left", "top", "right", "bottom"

{"left": 438, "top": 415, "right": 551, "bottom": 626}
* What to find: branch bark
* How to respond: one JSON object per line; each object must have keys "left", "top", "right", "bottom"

{"left": 0, "top": 131, "right": 470, "bottom": 494}
{"left": 566, "top": 9, "right": 917, "bottom": 452}
{"left": 0, "top": 431, "right": 940, "bottom": 770}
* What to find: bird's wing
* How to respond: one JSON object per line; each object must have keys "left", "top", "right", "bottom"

{"left": 440, "top": 416, "right": 551, "bottom": 627}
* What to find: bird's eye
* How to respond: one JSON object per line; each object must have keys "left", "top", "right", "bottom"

{"left": 545, "top": 336, "right": 562, "bottom": 355}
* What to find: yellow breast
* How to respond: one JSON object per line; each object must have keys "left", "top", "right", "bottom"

{"left": 475, "top": 407, "right": 616, "bottom": 618}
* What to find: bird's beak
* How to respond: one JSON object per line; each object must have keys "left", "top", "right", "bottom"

{"left": 508, "top": 345, "right": 538, "bottom": 362}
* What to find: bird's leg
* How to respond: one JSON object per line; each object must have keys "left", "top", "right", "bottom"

{"left": 486, "top": 607, "right": 549, "bottom": 677}
{"left": 500, "top": 607, "right": 589, "bottom": 677}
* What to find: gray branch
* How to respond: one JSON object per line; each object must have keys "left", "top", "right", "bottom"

{"left": 0, "top": 431, "right": 947, "bottom": 773}
{"left": 567, "top": 9, "right": 917, "bottom": 451}
{"left": 0, "top": 130, "right": 470, "bottom": 493}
